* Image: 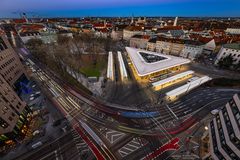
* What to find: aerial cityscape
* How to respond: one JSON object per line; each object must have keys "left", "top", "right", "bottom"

{"left": 0, "top": 0, "right": 240, "bottom": 160}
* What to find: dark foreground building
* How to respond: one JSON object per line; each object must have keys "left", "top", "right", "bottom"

{"left": 208, "top": 94, "right": 240, "bottom": 159}
{"left": 0, "top": 30, "right": 30, "bottom": 149}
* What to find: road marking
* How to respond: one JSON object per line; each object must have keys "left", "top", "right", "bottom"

{"left": 118, "top": 138, "right": 143, "bottom": 157}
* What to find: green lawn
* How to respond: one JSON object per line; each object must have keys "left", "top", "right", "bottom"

{"left": 80, "top": 59, "right": 107, "bottom": 77}
{"left": 80, "top": 67, "right": 101, "bottom": 77}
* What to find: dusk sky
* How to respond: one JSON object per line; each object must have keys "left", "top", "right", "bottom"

{"left": 1, "top": 0, "right": 240, "bottom": 18}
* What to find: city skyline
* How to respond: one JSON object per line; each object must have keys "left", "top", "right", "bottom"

{"left": 1, "top": 0, "right": 240, "bottom": 18}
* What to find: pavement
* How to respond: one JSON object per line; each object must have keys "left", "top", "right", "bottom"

{"left": 14, "top": 131, "right": 82, "bottom": 160}
{"left": 1, "top": 79, "right": 66, "bottom": 160}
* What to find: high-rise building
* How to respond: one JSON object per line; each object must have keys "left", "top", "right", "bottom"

{"left": 208, "top": 94, "right": 240, "bottom": 159}
{"left": 0, "top": 31, "right": 27, "bottom": 91}
{"left": 0, "top": 31, "right": 30, "bottom": 147}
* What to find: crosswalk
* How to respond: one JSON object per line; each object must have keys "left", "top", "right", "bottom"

{"left": 118, "top": 138, "right": 144, "bottom": 157}
{"left": 105, "top": 129, "right": 125, "bottom": 144}
{"left": 71, "top": 129, "right": 90, "bottom": 156}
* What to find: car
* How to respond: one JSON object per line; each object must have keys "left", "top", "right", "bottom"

{"left": 31, "top": 141, "right": 43, "bottom": 149}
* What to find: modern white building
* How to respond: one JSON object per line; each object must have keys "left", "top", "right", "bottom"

{"left": 107, "top": 52, "right": 114, "bottom": 80}
{"left": 117, "top": 51, "right": 128, "bottom": 81}
{"left": 126, "top": 47, "right": 190, "bottom": 80}
{"left": 165, "top": 76, "right": 212, "bottom": 101}
{"left": 215, "top": 43, "right": 240, "bottom": 65}
{"left": 152, "top": 70, "right": 194, "bottom": 91}
{"left": 206, "top": 94, "right": 240, "bottom": 160}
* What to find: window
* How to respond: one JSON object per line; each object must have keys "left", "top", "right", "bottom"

{"left": 0, "top": 117, "right": 8, "bottom": 129}
{"left": 8, "top": 117, "right": 13, "bottom": 121}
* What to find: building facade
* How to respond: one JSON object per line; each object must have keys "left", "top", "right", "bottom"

{"left": 130, "top": 34, "right": 150, "bottom": 49}
{"left": 0, "top": 32, "right": 30, "bottom": 147}
{"left": 180, "top": 41, "right": 204, "bottom": 60}
{"left": 123, "top": 26, "right": 143, "bottom": 40}
{"left": 207, "top": 94, "right": 240, "bottom": 160}
{"left": 215, "top": 43, "right": 240, "bottom": 65}
{"left": 155, "top": 37, "right": 185, "bottom": 56}
{"left": 225, "top": 28, "right": 240, "bottom": 35}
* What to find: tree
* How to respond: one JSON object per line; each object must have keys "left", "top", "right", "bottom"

{"left": 234, "top": 61, "right": 240, "bottom": 70}
{"left": 26, "top": 38, "right": 43, "bottom": 49}
{"left": 218, "top": 55, "right": 234, "bottom": 69}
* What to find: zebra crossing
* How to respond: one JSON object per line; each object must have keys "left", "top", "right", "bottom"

{"left": 118, "top": 138, "right": 145, "bottom": 157}
{"left": 71, "top": 129, "right": 90, "bottom": 156}
{"left": 105, "top": 129, "right": 125, "bottom": 144}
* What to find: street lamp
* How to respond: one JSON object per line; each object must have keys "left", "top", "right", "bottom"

{"left": 204, "top": 126, "right": 208, "bottom": 130}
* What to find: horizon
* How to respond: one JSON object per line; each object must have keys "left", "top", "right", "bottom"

{"left": 1, "top": 0, "right": 240, "bottom": 18}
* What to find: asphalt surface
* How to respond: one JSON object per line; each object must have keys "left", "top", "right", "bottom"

{"left": 16, "top": 47, "right": 240, "bottom": 160}
{"left": 151, "top": 87, "right": 240, "bottom": 126}
{"left": 14, "top": 132, "right": 82, "bottom": 160}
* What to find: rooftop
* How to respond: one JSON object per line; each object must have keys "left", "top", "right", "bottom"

{"left": 126, "top": 47, "right": 190, "bottom": 77}
{"left": 223, "top": 43, "right": 240, "bottom": 50}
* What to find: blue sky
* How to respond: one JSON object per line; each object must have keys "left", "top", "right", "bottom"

{"left": 0, "top": 0, "right": 240, "bottom": 18}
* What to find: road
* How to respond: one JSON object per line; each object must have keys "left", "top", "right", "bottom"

{"left": 14, "top": 131, "right": 83, "bottom": 160}
{"left": 17, "top": 48, "right": 240, "bottom": 160}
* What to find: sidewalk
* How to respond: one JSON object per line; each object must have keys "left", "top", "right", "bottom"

{"left": 1, "top": 80, "right": 66, "bottom": 160}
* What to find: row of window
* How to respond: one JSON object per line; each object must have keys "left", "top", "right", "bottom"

{"left": 0, "top": 117, "right": 9, "bottom": 129}
{"left": 225, "top": 48, "right": 240, "bottom": 52}
{"left": 0, "top": 37, "right": 8, "bottom": 51}
{"left": 0, "top": 57, "right": 15, "bottom": 70}
{"left": 222, "top": 106, "right": 240, "bottom": 149}
{"left": 215, "top": 115, "right": 238, "bottom": 159}
{"left": 229, "top": 99, "right": 240, "bottom": 128}
{"left": 222, "top": 52, "right": 240, "bottom": 58}
{"left": 210, "top": 121, "right": 225, "bottom": 160}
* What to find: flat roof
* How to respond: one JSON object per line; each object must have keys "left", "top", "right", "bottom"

{"left": 126, "top": 47, "right": 191, "bottom": 76}
{"left": 166, "top": 76, "right": 212, "bottom": 97}
{"left": 223, "top": 43, "right": 240, "bottom": 50}
{"left": 152, "top": 70, "right": 194, "bottom": 87}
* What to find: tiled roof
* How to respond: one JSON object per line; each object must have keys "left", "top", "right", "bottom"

{"left": 124, "top": 26, "right": 143, "bottom": 31}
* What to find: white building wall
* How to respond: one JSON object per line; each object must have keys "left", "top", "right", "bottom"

{"left": 226, "top": 28, "right": 240, "bottom": 35}
{"left": 147, "top": 42, "right": 156, "bottom": 51}
{"left": 181, "top": 45, "right": 204, "bottom": 60}
{"left": 123, "top": 30, "right": 142, "bottom": 40}
{"left": 130, "top": 38, "right": 148, "bottom": 49}
{"left": 215, "top": 47, "right": 240, "bottom": 65}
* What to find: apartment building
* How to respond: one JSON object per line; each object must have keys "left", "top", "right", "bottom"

{"left": 215, "top": 43, "right": 240, "bottom": 65}
{"left": 207, "top": 94, "right": 240, "bottom": 160}
{"left": 0, "top": 31, "right": 30, "bottom": 146}
{"left": 123, "top": 26, "right": 143, "bottom": 40}
{"left": 180, "top": 40, "right": 204, "bottom": 60}
{"left": 156, "top": 37, "right": 185, "bottom": 56}
{"left": 129, "top": 34, "right": 150, "bottom": 49}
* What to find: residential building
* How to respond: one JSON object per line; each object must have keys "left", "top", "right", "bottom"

{"left": 111, "top": 24, "right": 127, "bottom": 40}
{"left": 226, "top": 28, "right": 240, "bottom": 35}
{"left": 123, "top": 26, "right": 143, "bottom": 40}
{"left": 156, "top": 37, "right": 185, "bottom": 56}
{"left": 0, "top": 31, "right": 30, "bottom": 146}
{"left": 147, "top": 37, "right": 157, "bottom": 52}
{"left": 215, "top": 43, "right": 240, "bottom": 65}
{"left": 130, "top": 34, "right": 150, "bottom": 49}
{"left": 180, "top": 40, "right": 204, "bottom": 60}
{"left": 0, "top": 33, "right": 27, "bottom": 89}
{"left": 207, "top": 94, "right": 240, "bottom": 160}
